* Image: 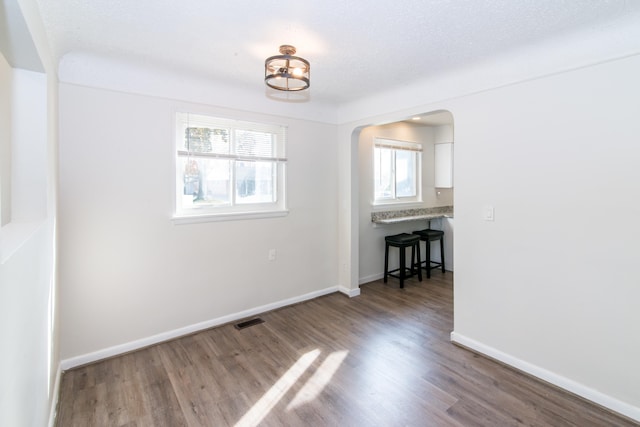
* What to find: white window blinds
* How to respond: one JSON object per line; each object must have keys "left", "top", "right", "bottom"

{"left": 177, "top": 113, "right": 287, "bottom": 162}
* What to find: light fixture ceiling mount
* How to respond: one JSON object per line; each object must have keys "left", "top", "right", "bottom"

{"left": 265, "top": 45, "right": 310, "bottom": 92}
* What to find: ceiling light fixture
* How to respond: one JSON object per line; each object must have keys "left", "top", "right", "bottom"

{"left": 265, "top": 45, "right": 310, "bottom": 91}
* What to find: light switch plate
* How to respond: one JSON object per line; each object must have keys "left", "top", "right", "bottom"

{"left": 483, "top": 206, "right": 495, "bottom": 221}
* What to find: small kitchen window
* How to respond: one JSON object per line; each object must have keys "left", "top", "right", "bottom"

{"left": 373, "top": 138, "right": 422, "bottom": 205}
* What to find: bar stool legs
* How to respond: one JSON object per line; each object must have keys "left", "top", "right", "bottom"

{"left": 384, "top": 233, "right": 422, "bottom": 288}
{"left": 412, "top": 229, "right": 445, "bottom": 279}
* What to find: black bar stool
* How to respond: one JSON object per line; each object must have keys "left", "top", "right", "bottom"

{"left": 412, "top": 229, "right": 445, "bottom": 278}
{"left": 384, "top": 233, "right": 422, "bottom": 288}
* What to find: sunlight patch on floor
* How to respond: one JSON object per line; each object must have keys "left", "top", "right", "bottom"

{"left": 287, "top": 350, "right": 348, "bottom": 410}
{"left": 234, "top": 349, "right": 320, "bottom": 427}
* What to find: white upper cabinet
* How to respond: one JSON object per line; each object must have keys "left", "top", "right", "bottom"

{"left": 434, "top": 142, "right": 453, "bottom": 188}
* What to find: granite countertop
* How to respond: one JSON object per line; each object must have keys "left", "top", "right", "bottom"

{"left": 371, "top": 206, "right": 453, "bottom": 224}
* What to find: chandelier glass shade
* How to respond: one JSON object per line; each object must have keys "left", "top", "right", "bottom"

{"left": 264, "top": 45, "right": 310, "bottom": 91}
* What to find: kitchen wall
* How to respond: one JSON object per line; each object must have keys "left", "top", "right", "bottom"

{"left": 58, "top": 82, "right": 340, "bottom": 362}
{"left": 357, "top": 121, "right": 453, "bottom": 283}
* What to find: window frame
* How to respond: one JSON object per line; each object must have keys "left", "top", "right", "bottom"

{"left": 373, "top": 137, "right": 423, "bottom": 206}
{"left": 172, "top": 112, "right": 288, "bottom": 224}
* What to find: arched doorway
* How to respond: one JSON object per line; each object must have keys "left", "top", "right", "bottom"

{"left": 353, "top": 110, "right": 454, "bottom": 286}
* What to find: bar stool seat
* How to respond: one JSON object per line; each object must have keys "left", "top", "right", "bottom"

{"left": 412, "top": 229, "right": 445, "bottom": 278}
{"left": 384, "top": 233, "right": 422, "bottom": 288}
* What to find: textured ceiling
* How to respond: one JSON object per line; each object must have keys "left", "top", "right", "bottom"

{"left": 35, "top": 0, "right": 640, "bottom": 104}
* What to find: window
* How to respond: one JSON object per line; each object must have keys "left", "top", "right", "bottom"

{"left": 175, "top": 113, "right": 287, "bottom": 221}
{"left": 374, "top": 138, "right": 422, "bottom": 204}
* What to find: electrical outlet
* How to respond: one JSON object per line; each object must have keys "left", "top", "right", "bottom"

{"left": 268, "top": 248, "right": 277, "bottom": 261}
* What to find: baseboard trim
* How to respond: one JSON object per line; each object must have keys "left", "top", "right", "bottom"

{"left": 48, "top": 363, "right": 62, "bottom": 427}
{"left": 359, "top": 273, "right": 383, "bottom": 285}
{"left": 61, "top": 285, "right": 340, "bottom": 370}
{"left": 339, "top": 286, "right": 361, "bottom": 297}
{"left": 450, "top": 331, "right": 640, "bottom": 423}
{"left": 358, "top": 270, "right": 453, "bottom": 286}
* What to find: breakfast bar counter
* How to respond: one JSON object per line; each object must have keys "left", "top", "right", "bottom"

{"left": 371, "top": 206, "right": 453, "bottom": 224}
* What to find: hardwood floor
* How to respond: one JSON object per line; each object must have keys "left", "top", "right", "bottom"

{"left": 55, "top": 273, "right": 638, "bottom": 426}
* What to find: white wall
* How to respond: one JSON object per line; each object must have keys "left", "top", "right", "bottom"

{"left": 0, "top": 53, "right": 11, "bottom": 226}
{"left": 0, "top": 220, "right": 55, "bottom": 427}
{"left": 10, "top": 68, "right": 47, "bottom": 220}
{"left": 0, "top": 1, "right": 58, "bottom": 426}
{"left": 58, "top": 83, "right": 339, "bottom": 362}
{"left": 450, "top": 54, "right": 640, "bottom": 418}
{"left": 340, "top": 52, "right": 640, "bottom": 421}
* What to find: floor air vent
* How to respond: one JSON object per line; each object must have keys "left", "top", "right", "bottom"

{"left": 234, "top": 318, "right": 265, "bottom": 330}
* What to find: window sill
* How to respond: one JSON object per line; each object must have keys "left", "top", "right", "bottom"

{"left": 172, "top": 209, "right": 289, "bottom": 225}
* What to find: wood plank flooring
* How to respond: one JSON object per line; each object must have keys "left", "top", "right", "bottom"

{"left": 55, "top": 273, "right": 638, "bottom": 426}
